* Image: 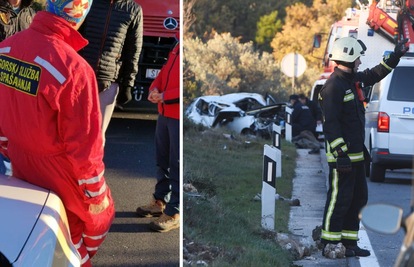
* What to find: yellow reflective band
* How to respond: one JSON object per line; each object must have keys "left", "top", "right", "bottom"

{"left": 325, "top": 169, "right": 339, "bottom": 232}
{"left": 330, "top": 138, "right": 345, "bottom": 149}
{"left": 381, "top": 61, "right": 392, "bottom": 71}
{"left": 349, "top": 152, "right": 364, "bottom": 162}
{"left": 344, "top": 94, "right": 355, "bottom": 102}
{"left": 321, "top": 230, "right": 342, "bottom": 241}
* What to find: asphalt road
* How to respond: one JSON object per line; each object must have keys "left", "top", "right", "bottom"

{"left": 359, "top": 169, "right": 412, "bottom": 267}
{"left": 341, "top": 168, "right": 412, "bottom": 267}
{"left": 90, "top": 109, "right": 180, "bottom": 267}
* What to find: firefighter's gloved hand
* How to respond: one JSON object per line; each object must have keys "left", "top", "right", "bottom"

{"left": 383, "top": 39, "right": 409, "bottom": 69}
{"left": 117, "top": 86, "right": 133, "bottom": 105}
{"left": 394, "top": 38, "right": 409, "bottom": 57}
{"left": 336, "top": 155, "right": 352, "bottom": 172}
{"left": 332, "top": 143, "right": 348, "bottom": 158}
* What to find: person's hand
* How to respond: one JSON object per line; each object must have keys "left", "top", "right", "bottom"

{"left": 383, "top": 39, "right": 409, "bottom": 69}
{"left": 148, "top": 89, "right": 162, "bottom": 103}
{"left": 336, "top": 155, "right": 352, "bottom": 172}
{"left": 117, "top": 86, "right": 133, "bottom": 105}
{"left": 394, "top": 38, "right": 409, "bottom": 58}
{"left": 89, "top": 195, "right": 109, "bottom": 214}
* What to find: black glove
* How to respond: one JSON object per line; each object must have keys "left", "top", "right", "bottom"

{"left": 336, "top": 155, "right": 352, "bottom": 172}
{"left": 117, "top": 86, "right": 133, "bottom": 105}
{"left": 332, "top": 143, "right": 348, "bottom": 158}
{"left": 383, "top": 38, "right": 409, "bottom": 69}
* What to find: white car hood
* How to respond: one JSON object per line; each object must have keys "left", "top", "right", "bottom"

{"left": 0, "top": 174, "right": 49, "bottom": 263}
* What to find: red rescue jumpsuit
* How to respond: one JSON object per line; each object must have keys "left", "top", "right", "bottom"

{"left": 0, "top": 11, "right": 115, "bottom": 266}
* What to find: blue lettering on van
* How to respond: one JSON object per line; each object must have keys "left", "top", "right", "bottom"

{"left": 403, "top": 107, "right": 414, "bottom": 114}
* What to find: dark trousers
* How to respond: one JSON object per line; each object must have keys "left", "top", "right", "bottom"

{"left": 153, "top": 114, "right": 180, "bottom": 216}
{"left": 0, "top": 153, "right": 5, "bottom": 175}
{"left": 321, "top": 164, "right": 368, "bottom": 246}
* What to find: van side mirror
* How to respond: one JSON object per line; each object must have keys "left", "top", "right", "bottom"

{"left": 313, "top": 34, "right": 322, "bottom": 48}
{"left": 359, "top": 204, "right": 403, "bottom": 234}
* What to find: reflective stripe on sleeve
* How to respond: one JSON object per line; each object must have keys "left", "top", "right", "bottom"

{"left": 0, "top": 47, "right": 11, "bottom": 53}
{"left": 330, "top": 138, "right": 345, "bottom": 149}
{"left": 34, "top": 56, "right": 66, "bottom": 84}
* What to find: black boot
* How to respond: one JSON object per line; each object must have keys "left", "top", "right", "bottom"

{"left": 345, "top": 245, "right": 371, "bottom": 257}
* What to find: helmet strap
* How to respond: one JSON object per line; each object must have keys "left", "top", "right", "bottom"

{"left": 335, "top": 60, "right": 355, "bottom": 72}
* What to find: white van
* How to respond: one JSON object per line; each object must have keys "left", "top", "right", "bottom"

{"left": 364, "top": 53, "right": 414, "bottom": 182}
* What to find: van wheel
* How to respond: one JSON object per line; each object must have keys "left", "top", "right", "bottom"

{"left": 369, "top": 163, "right": 386, "bottom": 182}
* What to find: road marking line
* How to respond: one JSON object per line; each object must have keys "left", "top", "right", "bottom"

{"left": 358, "top": 222, "right": 380, "bottom": 267}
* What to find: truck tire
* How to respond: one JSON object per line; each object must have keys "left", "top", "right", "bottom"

{"left": 369, "top": 163, "right": 386, "bottom": 182}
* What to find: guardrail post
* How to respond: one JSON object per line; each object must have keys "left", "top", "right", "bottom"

{"left": 285, "top": 106, "right": 293, "bottom": 142}
{"left": 262, "top": 144, "right": 277, "bottom": 230}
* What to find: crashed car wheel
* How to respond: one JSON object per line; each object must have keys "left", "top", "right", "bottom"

{"left": 241, "top": 128, "right": 255, "bottom": 136}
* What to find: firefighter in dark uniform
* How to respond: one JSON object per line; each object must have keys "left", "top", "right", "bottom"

{"left": 319, "top": 36, "right": 408, "bottom": 257}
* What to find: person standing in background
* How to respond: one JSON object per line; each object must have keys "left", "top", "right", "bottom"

{"left": 298, "top": 93, "right": 323, "bottom": 129}
{"left": 0, "top": 0, "right": 36, "bottom": 42}
{"left": 78, "top": 0, "right": 143, "bottom": 144}
{"left": 136, "top": 33, "right": 180, "bottom": 233}
{"left": 0, "top": 0, "right": 36, "bottom": 174}
{"left": 289, "top": 94, "right": 316, "bottom": 138}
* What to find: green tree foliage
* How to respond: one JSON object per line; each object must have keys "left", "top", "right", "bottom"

{"left": 184, "top": 32, "right": 290, "bottom": 101}
{"left": 271, "top": 0, "right": 353, "bottom": 71}
{"left": 255, "top": 10, "right": 283, "bottom": 52}
{"left": 190, "top": 0, "right": 312, "bottom": 44}
{"left": 32, "top": 0, "right": 45, "bottom": 11}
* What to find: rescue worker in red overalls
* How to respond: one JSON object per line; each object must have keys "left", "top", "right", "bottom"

{"left": 0, "top": 0, "right": 115, "bottom": 265}
{"left": 136, "top": 33, "right": 180, "bottom": 232}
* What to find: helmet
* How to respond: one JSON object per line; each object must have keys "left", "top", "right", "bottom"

{"left": 329, "top": 37, "right": 366, "bottom": 63}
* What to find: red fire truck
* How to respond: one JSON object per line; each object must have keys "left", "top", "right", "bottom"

{"left": 126, "top": 0, "right": 180, "bottom": 109}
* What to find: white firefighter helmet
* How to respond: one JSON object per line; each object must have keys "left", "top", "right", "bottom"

{"left": 329, "top": 37, "right": 366, "bottom": 63}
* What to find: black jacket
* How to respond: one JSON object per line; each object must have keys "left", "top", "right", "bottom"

{"left": 291, "top": 100, "right": 315, "bottom": 137}
{"left": 0, "top": 0, "right": 35, "bottom": 42}
{"left": 305, "top": 97, "right": 323, "bottom": 122}
{"left": 79, "top": 0, "right": 143, "bottom": 91}
{"left": 319, "top": 64, "right": 390, "bottom": 166}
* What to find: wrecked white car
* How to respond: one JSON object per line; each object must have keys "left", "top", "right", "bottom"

{"left": 185, "top": 93, "right": 286, "bottom": 138}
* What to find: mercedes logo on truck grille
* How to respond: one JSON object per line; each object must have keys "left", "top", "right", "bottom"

{"left": 163, "top": 17, "right": 178, "bottom": 30}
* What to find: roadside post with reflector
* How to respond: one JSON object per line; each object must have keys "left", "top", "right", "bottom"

{"left": 285, "top": 106, "right": 293, "bottom": 142}
{"left": 262, "top": 124, "right": 282, "bottom": 230}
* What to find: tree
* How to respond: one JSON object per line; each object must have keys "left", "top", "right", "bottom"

{"left": 255, "top": 10, "right": 283, "bottom": 52}
{"left": 184, "top": 32, "right": 290, "bottom": 101}
{"left": 271, "top": 0, "right": 353, "bottom": 71}
{"left": 190, "top": 0, "right": 311, "bottom": 44}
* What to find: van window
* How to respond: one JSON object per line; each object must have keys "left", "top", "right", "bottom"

{"left": 387, "top": 67, "right": 414, "bottom": 102}
{"left": 371, "top": 83, "right": 380, "bottom": 101}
